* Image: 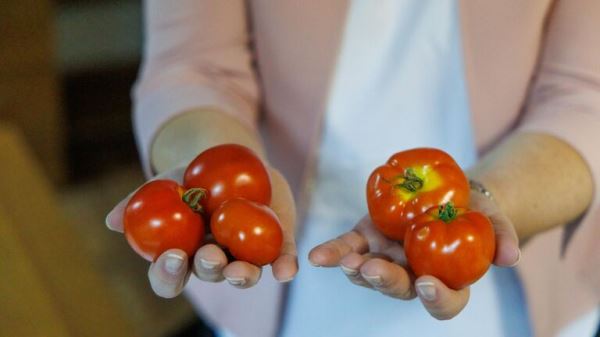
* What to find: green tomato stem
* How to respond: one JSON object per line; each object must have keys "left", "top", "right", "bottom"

{"left": 395, "top": 168, "right": 424, "bottom": 192}
{"left": 438, "top": 202, "right": 457, "bottom": 223}
{"left": 182, "top": 187, "right": 206, "bottom": 213}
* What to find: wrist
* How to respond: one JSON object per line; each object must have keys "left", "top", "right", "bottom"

{"left": 150, "top": 108, "right": 265, "bottom": 174}
{"left": 466, "top": 169, "right": 521, "bottom": 235}
{"left": 468, "top": 179, "right": 494, "bottom": 201}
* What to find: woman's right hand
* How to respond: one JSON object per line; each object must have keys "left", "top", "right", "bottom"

{"left": 105, "top": 165, "right": 298, "bottom": 298}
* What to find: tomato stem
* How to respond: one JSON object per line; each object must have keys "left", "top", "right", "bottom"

{"left": 182, "top": 188, "right": 207, "bottom": 213}
{"left": 438, "top": 202, "right": 457, "bottom": 223}
{"left": 395, "top": 168, "right": 424, "bottom": 192}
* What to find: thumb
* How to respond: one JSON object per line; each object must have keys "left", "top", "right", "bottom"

{"left": 106, "top": 196, "right": 129, "bottom": 233}
{"left": 471, "top": 192, "right": 520, "bottom": 267}
{"left": 489, "top": 209, "right": 521, "bottom": 267}
{"left": 105, "top": 165, "right": 188, "bottom": 233}
{"left": 268, "top": 168, "right": 298, "bottom": 282}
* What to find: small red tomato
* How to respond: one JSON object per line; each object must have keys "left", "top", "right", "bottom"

{"left": 367, "top": 148, "right": 470, "bottom": 241}
{"left": 184, "top": 144, "right": 272, "bottom": 216}
{"left": 124, "top": 180, "right": 205, "bottom": 262}
{"left": 404, "top": 203, "right": 495, "bottom": 290}
{"left": 211, "top": 198, "right": 283, "bottom": 266}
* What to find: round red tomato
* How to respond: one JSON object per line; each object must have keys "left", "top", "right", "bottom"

{"left": 124, "top": 180, "right": 205, "bottom": 262}
{"left": 367, "top": 148, "right": 470, "bottom": 241}
{"left": 211, "top": 198, "right": 283, "bottom": 266}
{"left": 184, "top": 144, "right": 272, "bottom": 216}
{"left": 404, "top": 203, "right": 495, "bottom": 290}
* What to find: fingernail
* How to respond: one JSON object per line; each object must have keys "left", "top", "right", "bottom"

{"left": 277, "top": 276, "right": 294, "bottom": 283}
{"left": 105, "top": 211, "right": 114, "bottom": 229}
{"left": 363, "top": 275, "right": 383, "bottom": 287}
{"left": 309, "top": 260, "right": 321, "bottom": 267}
{"left": 200, "top": 258, "right": 220, "bottom": 270}
{"left": 509, "top": 249, "right": 522, "bottom": 267}
{"left": 164, "top": 254, "right": 185, "bottom": 275}
{"left": 340, "top": 265, "right": 359, "bottom": 276}
{"left": 226, "top": 277, "right": 246, "bottom": 286}
{"left": 416, "top": 282, "right": 437, "bottom": 302}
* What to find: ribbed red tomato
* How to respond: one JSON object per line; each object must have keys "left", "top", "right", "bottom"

{"left": 124, "top": 180, "right": 205, "bottom": 262}
{"left": 404, "top": 203, "right": 495, "bottom": 290}
{"left": 211, "top": 198, "right": 283, "bottom": 266}
{"left": 184, "top": 144, "right": 272, "bottom": 216}
{"left": 367, "top": 148, "right": 470, "bottom": 241}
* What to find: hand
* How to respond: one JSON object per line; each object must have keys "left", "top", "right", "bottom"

{"left": 105, "top": 165, "right": 298, "bottom": 298}
{"left": 308, "top": 190, "right": 520, "bottom": 320}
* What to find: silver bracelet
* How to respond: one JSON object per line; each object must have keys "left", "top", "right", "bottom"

{"left": 469, "top": 179, "right": 494, "bottom": 200}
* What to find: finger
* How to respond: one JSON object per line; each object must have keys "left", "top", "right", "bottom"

{"left": 309, "top": 230, "right": 369, "bottom": 267}
{"left": 339, "top": 253, "right": 393, "bottom": 288}
{"left": 269, "top": 168, "right": 297, "bottom": 237}
{"left": 154, "top": 165, "right": 186, "bottom": 183}
{"left": 222, "top": 261, "right": 262, "bottom": 289}
{"left": 339, "top": 252, "right": 372, "bottom": 288}
{"left": 106, "top": 165, "right": 188, "bottom": 233}
{"left": 268, "top": 168, "right": 299, "bottom": 282}
{"left": 192, "top": 244, "right": 228, "bottom": 282}
{"left": 415, "top": 276, "right": 470, "bottom": 320}
{"left": 352, "top": 216, "right": 407, "bottom": 264}
{"left": 360, "top": 258, "right": 416, "bottom": 299}
{"left": 148, "top": 249, "right": 190, "bottom": 298}
{"left": 488, "top": 211, "right": 521, "bottom": 267}
{"left": 105, "top": 197, "right": 129, "bottom": 233}
{"left": 471, "top": 192, "right": 521, "bottom": 267}
{"left": 271, "top": 249, "right": 298, "bottom": 283}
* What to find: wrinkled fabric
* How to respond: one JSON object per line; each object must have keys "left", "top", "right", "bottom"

{"left": 133, "top": 1, "right": 600, "bottom": 336}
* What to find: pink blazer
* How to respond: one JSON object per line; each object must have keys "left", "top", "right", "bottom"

{"left": 132, "top": 1, "right": 600, "bottom": 336}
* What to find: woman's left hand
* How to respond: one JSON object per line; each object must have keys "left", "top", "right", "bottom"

{"left": 308, "top": 190, "right": 521, "bottom": 320}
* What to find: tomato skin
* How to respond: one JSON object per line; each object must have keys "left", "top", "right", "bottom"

{"left": 124, "top": 180, "right": 205, "bottom": 262}
{"left": 366, "top": 148, "right": 470, "bottom": 241}
{"left": 183, "top": 144, "right": 271, "bottom": 216}
{"left": 404, "top": 206, "right": 495, "bottom": 290}
{"left": 211, "top": 198, "right": 283, "bottom": 266}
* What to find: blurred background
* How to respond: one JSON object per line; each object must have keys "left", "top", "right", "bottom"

{"left": 0, "top": 1, "right": 213, "bottom": 336}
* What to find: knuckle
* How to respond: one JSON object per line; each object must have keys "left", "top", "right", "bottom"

{"left": 377, "top": 269, "right": 415, "bottom": 300}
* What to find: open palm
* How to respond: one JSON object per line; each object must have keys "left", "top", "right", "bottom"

{"left": 105, "top": 165, "right": 298, "bottom": 298}
{"left": 308, "top": 190, "right": 520, "bottom": 320}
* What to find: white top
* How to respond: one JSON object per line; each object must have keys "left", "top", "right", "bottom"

{"left": 280, "top": 1, "right": 531, "bottom": 336}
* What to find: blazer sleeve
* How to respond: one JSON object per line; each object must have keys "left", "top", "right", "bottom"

{"left": 132, "top": 0, "right": 259, "bottom": 176}
{"left": 517, "top": 0, "right": 600, "bottom": 290}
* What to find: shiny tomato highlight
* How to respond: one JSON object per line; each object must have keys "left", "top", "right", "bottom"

{"left": 211, "top": 198, "right": 283, "bottom": 266}
{"left": 124, "top": 180, "right": 205, "bottom": 262}
{"left": 367, "top": 148, "right": 470, "bottom": 241}
{"left": 184, "top": 144, "right": 271, "bottom": 216}
{"left": 404, "top": 203, "right": 495, "bottom": 290}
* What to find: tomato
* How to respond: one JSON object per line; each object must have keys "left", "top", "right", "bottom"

{"left": 124, "top": 180, "right": 205, "bottom": 262}
{"left": 184, "top": 144, "right": 272, "bottom": 216}
{"left": 211, "top": 198, "right": 283, "bottom": 266}
{"left": 366, "top": 148, "right": 470, "bottom": 241}
{"left": 404, "top": 203, "right": 495, "bottom": 290}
